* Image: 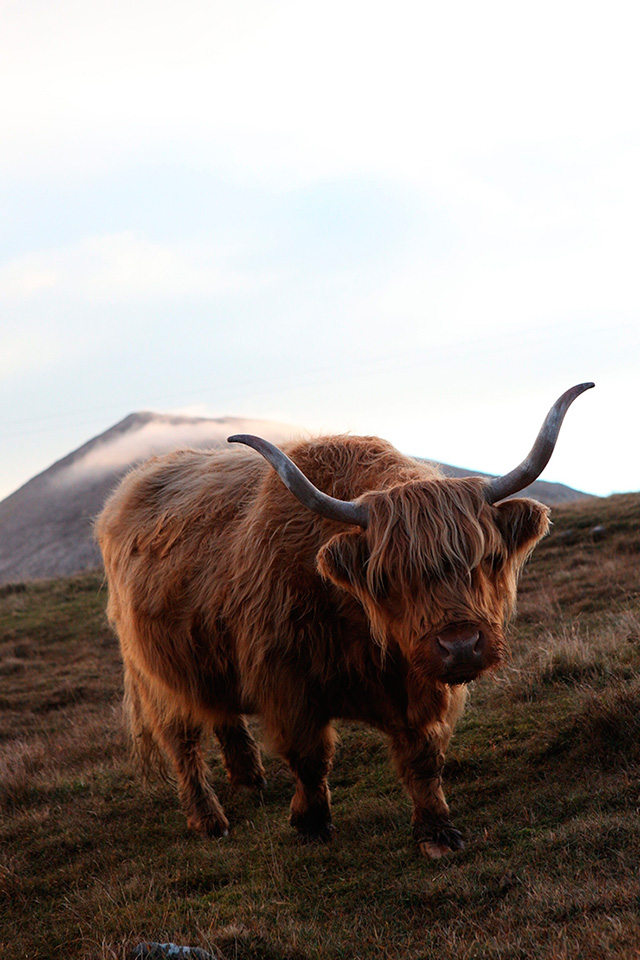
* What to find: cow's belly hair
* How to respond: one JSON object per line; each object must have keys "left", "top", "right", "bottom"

{"left": 119, "top": 607, "right": 467, "bottom": 741}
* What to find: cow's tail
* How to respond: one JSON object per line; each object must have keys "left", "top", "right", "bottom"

{"left": 123, "top": 665, "right": 170, "bottom": 782}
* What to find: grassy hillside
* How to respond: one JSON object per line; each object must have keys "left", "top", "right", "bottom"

{"left": 1, "top": 494, "right": 639, "bottom": 960}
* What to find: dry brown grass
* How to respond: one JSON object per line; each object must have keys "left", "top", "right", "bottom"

{"left": 1, "top": 493, "right": 640, "bottom": 959}
{"left": 500, "top": 614, "right": 640, "bottom": 701}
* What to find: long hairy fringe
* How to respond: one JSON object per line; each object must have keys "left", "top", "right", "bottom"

{"left": 363, "top": 477, "right": 501, "bottom": 594}
{"left": 348, "top": 478, "right": 527, "bottom": 652}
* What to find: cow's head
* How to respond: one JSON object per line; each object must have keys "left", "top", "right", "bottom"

{"left": 315, "top": 478, "right": 550, "bottom": 684}
{"left": 229, "top": 383, "right": 593, "bottom": 687}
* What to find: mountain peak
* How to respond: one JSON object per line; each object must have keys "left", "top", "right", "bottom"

{"left": 0, "top": 413, "right": 299, "bottom": 584}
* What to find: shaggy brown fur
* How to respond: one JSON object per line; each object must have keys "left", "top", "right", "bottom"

{"left": 96, "top": 435, "right": 549, "bottom": 857}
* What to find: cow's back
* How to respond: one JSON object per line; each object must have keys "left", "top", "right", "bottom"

{"left": 99, "top": 445, "right": 264, "bottom": 587}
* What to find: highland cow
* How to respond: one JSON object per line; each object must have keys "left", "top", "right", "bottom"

{"left": 96, "top": 383, "right": 593, "bottom": 857}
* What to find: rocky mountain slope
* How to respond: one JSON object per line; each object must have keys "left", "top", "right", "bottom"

{"left": 0, "top": 413, "right": 297, "bottom": 584}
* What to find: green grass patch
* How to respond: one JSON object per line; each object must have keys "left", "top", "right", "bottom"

{"left": 2, "top": 495, "right": 640, "bottom": 959}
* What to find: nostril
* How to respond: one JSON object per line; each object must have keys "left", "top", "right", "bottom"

{"left": 437, "top": 636, "right": 455, "bottom": 659}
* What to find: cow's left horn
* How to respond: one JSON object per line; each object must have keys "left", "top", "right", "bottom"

{"left": 228, "top": 435, "right": 369, "bottom": 527}
{"left": 484, "top": 382, "right": 595, "bottom": 504}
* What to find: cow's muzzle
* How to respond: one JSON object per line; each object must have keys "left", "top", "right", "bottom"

{"left": 436, "top": 623, "right": 486, "bottom": 683}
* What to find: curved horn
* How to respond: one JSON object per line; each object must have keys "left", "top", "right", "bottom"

{"left": 484, "top": 382, "right": 595, "bottom": 504}
{"left": 227, "top": 434, "right": 369, "bottom": 528}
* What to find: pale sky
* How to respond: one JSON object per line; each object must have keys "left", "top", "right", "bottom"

{"left": 1, "top": 0, "right": 638, "bottom": 500}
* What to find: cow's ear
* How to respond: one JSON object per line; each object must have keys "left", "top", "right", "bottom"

{"left": 317, "top": 530, "right": 370, "bottom": 594}
{"left": 494, "top": 498, "right": 551, "bottom": 556}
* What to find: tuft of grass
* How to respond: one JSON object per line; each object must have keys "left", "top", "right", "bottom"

{"left": 502, "top": 613, "right": 640, "bottom": 701}
{"left": 548, "top": 675, "right": 640, "bottom": 768}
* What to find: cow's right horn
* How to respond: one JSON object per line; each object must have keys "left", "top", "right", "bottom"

{"left": 483, "top": 382, "right": 595, "bottom": 504}
{"left": 228, "top": 434, "right": 369, "bottom": 528}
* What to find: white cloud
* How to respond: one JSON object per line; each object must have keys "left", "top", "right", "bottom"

{"left": 0, "top": 326, "right": 64, "bottom": 381}
{"left": 0, "top": 261, "right": 57, "bottom": 299}
{"left": 0, "top": 233, "right": 273, "bottom": 303}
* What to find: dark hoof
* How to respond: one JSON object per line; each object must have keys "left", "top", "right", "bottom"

{"left": 290, "top": 807, "right": 335, "bottom": 843}
{"left": 188, "top": 813, "right": 230, "bottom": 838}
{"left": 415, "top": 822, "right": 464, "bottom": 859}
{"left": 296, "top": 822, "right": 335, "bottom": 844}
{"left": 230, "top": 774, "right": 268, "bottom": 792}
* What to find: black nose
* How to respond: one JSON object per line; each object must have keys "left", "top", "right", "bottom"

{"left": 436, "top": 624, "right": 485, "bottom": 676}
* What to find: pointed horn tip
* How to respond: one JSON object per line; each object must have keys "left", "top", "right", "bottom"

{"left": 228, "top": 434, "right": 252, "bottom": 444}
{"left": 561, "top": 381, "right": 595, "bottom": 406}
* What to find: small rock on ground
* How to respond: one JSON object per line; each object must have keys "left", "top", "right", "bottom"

{"left": 131, "top": 943, "right": 217, "bottom": 960}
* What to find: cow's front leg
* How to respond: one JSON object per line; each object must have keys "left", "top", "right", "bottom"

{"left": 390, "top": 726, "right": 464, "bottom": 859}
{"left": 276, "top": 723, "right": 336, "bottom": 841}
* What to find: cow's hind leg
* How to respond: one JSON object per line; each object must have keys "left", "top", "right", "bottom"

{"left": 124, "top": 665, "right": 229, "bottom": 836}
{"left": 154, "top": 716, "right": 230, "bottom": 837}
{"left": 274, "top": 723, "right": 336, "bottom": 841}
{"left": 123, "top": 666, "right": 167, "bottom": 778}
{"left": 215, "top": 717, "right": 266, "bottom": 790}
